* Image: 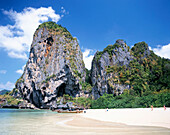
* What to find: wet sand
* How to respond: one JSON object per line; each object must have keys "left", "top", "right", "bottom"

{"left": 65, "top": 115, "right": 170, "bottom": 135}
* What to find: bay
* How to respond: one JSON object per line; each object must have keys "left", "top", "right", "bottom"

{"left": 0, "top": 109, "right": 74, "bottom": 135}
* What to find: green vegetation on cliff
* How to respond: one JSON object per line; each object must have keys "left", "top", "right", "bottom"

{"left": 90, "top": 41, "right": 170, "bottom": 108}
{"left": 60, "top": 94, "right": 91, "bottom": 108}
{"left": 0, "top": 94, "right": 21, "bottom": 106}
{"left": 13, "top": 22, "right": 170, "bottom": 109}
{"left": 38, "top": 21, "right": 67, "bottom": 32}
{"left": 37, "top": 21, "right": 73, "bottom": 39}
{"left": 95, "top": 39, "right": 127, "bottom": 62}
{"left": 104, "top": 41, "right": 170, "bottom": 97}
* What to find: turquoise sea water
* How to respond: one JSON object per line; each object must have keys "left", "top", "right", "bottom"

{"left": 0, "top": 109, "right": 74, "bottom": 135}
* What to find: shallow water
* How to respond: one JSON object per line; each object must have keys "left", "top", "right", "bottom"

{"left": 0, "top": 109, "right": 169, "bottom": 135}
{"left": 0, "top": 109, "right": 75, "bottom": 135}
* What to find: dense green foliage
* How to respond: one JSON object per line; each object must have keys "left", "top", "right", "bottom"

{"left": 105, "top": 42, "right": 170, "bottom": 97}
{"left": 62, "top": 89, "right": 170, "bottom": 109}
{"left": 91, "top": 90, "right": 170, "bottom": 108}
{"left": 37, "top": 21, "right": 73, "bottom": 39}
{"left": 131, "top": 41, "right": 149, "bottom": 57}
{"left": 81, "top": 82, "right": 92, "bottom": 92}
{"left": 90, "top": 41, "right": 170, "bottom": 108}
{"left": 62, "top": 94, "right": 91, "bottom": 108}
{"left": 75, "top": 97, "right": 91, "bottom": 108}
{"left": 0, "top": 94, "right": 21, "bottom": 106}
{"left": 38, "top": 21, "right": 67, "bottom": 31}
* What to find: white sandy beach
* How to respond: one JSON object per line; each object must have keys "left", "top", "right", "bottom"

{"left": 80, "top": 108, "right": 170, "bottom": 129}
{"left": 1, "top": 109, "right": 169, "bottom": 135}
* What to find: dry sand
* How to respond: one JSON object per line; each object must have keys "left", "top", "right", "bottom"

{"left": 63, "top": 108, "right": 170, "bottom": 134}
{"left": 79, "top": 108, "right": 170, "bottom": 128}
{"left": 65, "top": 115, "right": 170, "bottom": 135}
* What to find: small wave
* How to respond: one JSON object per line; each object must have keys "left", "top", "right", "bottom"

{"left": 56, "top": 118, "right": 73, "bottom": 126}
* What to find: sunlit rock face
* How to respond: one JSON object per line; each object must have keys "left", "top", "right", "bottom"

{"left": 14, "top": 22, "right": 86, "bottom": 108}
{"left": 91, "top": 40, "right": 133, "bottom": 99}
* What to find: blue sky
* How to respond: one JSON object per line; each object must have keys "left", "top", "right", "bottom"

{"left": 0, "top": 0, "right": 170, "bottom": 90}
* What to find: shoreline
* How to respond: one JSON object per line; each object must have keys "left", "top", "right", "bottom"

{"left": 0, "top": 108, "right": 169, "bottom": 134}
{"left": 79, "top": 108, "right": 170, "bottom": 129}
{"left": 1, "top": 107, "right": 170, "bottom": 129}
{"left": 64, "top": 110, "right": 170, "bottom": 135}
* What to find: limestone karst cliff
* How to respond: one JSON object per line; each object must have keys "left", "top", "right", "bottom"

{"left": 91, "top": 39, "right": 134, "bottom": 99}
{"left": 90, "top": 40, "right": 170, "bottom": 108}
{"left": 14, "top": 22, "right": 86, "bottom": 108}
{"left": 90, "top": 39, "right": 158, "bottom": 99}
{"left": 12, "top": 22, "right": 170, "bottom": 109}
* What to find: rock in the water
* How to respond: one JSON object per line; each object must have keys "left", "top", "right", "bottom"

{"left": 14, "top": 22, "right": 86, "bottom": 108}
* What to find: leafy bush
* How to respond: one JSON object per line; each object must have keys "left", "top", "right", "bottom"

{"left": 81, "top": 82, "right": 92, "bottom": 92}
{"left": 91, "top": 91, "right": 170, "bottom": 109}
{"left": 74, "top": 97, "right": 92, "bottom": 108}
{"left": 0, "top": 94, "right": 21, "bottom": 106}
{"left": 61, "top": 94, "right": 92, "bottom": 108}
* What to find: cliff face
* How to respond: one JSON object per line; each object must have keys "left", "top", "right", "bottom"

{"left": 14, "top": 22, "right": 86, "bottom": 108}
{"left": 91, "top": 40, "right": 134, "bottom": 99}
{"left": 91, "top": 40, "right": 170, "bottom": 99}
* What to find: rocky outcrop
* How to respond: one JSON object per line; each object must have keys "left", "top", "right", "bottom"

{"left": 14, "top": 22, "right": 86, "bottom": 108}
{"left": 91, "top": 39, "right": 133, "bottom": 99}
{"left": 0, "top": 94, "right": 36, "bottom": 109}
{"left": 131, "top": 41, "right": 151, "bottom": 59}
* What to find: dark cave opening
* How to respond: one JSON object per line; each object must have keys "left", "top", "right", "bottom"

{"left": 46, "top": 36, "right": 53, "bottom": 46}
{"left": 42, "top": 86, "right": 46, "bottom": 90}
{"left": 57, "top": 83, "right": 66, "bottom": 97}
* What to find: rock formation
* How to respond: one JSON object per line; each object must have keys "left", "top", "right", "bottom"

{"left": 91, "top": 39, "right": 134, "bottom": 99}
{"left": 91, "top": 40, "right": 170, "bottom": 99}
{"left": 13, "top": 21, "right": 163, "bottom": 108}
{"left": 14, "top": 22, "right": 86, "bottom": 108}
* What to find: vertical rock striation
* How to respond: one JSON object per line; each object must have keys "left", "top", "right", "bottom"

{"left": 91, "top": 39, "right": 133, "bottom": 99}
{"left": 14, "top": 22, "right": 86, "bottom": 108}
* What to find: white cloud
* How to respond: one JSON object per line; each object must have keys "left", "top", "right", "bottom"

{"left": 16, "top": 65, "right": 26, "bottom": 74}
{"left": 152, "top": 43, "right": 170, "bottom": 59}
{"left": 0, "top": 7, "right": 61, "bottom": 60}
{"left": 8, "top": 51, "right": 28, "bottom": 60}
{"left": 0, "top": 70, "right": 7, "bottom": 74}
{"left": 83, "top": 49, "right": 94, "bottom": 70}
{"left": 0, "top": 81, "right": 15, "bottom": 90}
